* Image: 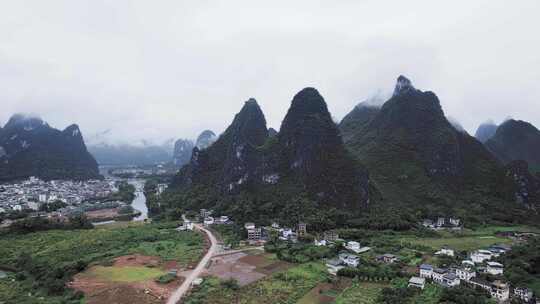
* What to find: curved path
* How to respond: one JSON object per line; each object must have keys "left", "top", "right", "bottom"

{"left": 167, "top": 221, "right": 218, "bottom": 304}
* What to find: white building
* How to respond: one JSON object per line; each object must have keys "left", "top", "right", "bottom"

{"left": 491, "top": 281, "right": 510, "bottom": 302}
{"left": 177, "top": 220, "right": 194, "bottom": 231}
{"left": 339, "top": 253, "right": 360, "bottom": 268}
{"left": 442, "top": 273, "right": 460, "bottom": 287}
{"left": 325, "top": 258, "right": 344, "bottom": 275}
{"left": 419, "top": 264, "right": 433, "bottom": 279}
{"left": 27, "top": 201, "right": 41, "bottom": 211}
{"left": 203, "top": 216, "right": 215, "bottom": 226}
{"left": 471, "top": 250, "right": 492, "bottom": 263}
{"left": 455, "top": 267, "right": 476, "bottom": 281}
{"left": 408, "top": 277, "right": 426, "bottom": 289}
{"left": 435, "top": 247, "right": 455, "bottom": 257}
{"left": 314, "top": 239, "right": 327, "bottom": 247}
{"left": 486, "top": 261, "right": 504, "bottom": 276}
{"left": 156, "top": 183, "right": 168, "bottom": 196}
{"left": 432, "top": 268, "right": 446, "bottom": 284}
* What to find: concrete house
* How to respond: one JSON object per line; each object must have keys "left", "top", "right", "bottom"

{"left": 491, "top": 281, "right": 510, "bottom": 302}
{"left": 486, "top": 261, "right": 504, "bottom": 275}
{"left": 377, "top": 254, "right": 398, "bottom": 264}
{"left": 346, "top": 241, "right": 361, "bottom": 252}
{"left": 203, "top": 216, "right": 215, "bottom": 226}
{"left": 471, "top": 250, "right": 492, "bottom": 263}
{"left": 455, "top": 267, "right": 476, "bottom": 281}
{"left": 441, "top": 273, "right": 460, "bottom": 287}
{"left": 408, "top": 277, "right": 426, "bottom": 289}
{"left": 432, "top": 268, "right": 447, "bottom": 284}
{"left": 326, "top": 258, "right": 344, "bottom": 275}
{"left": 419, "top": 264, "right": 433, "bottom": 279}
{"left": 339, "top": 253, "right": 360, "bottom": 268}
{"left": 435, "top": 246, "right": 455, "bottom": 257}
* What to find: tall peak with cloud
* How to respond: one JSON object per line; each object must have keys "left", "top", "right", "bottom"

{"left": 343, "top": 76, "right": 516, "bottom": 221}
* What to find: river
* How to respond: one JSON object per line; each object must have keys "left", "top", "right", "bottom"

{"left": 129, "top": 179, "right": 148, "bottom": 221}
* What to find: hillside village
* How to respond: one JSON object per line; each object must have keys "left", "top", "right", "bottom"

{"left": 186, "top": 210, "right": 540, "bottom": 303}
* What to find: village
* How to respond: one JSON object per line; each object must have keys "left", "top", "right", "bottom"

{"left": 0, "top": 176, "right": 129, "bottom": 224}
{"left": 178, "top": 211, "right": 540, "bottom": 303}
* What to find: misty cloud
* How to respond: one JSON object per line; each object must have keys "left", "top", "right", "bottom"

{"left": 1, "top": 1, "right": 539, "bottom": 143}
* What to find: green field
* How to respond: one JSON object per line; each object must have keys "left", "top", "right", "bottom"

{"left": 401, "top": 235, "right": 511, "bottom": 252}
{"left": 335, "top": 282, "right": 387, "bottom": 304}
{"left": 84, "top": 266, "right": 166, "bottom": 282}
{"left": 0, "top": 222, "right": 203, "bottom": 304}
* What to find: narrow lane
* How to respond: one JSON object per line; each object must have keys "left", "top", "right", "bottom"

{"left": 166, "top": 220, "right": 218, "bottom": 304}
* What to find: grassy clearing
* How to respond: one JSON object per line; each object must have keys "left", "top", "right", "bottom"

{"left": 85, "top": 266, "right": 165, "bottom": 282}
{"left": 334, "top": 282, "right": 388, "bottom": 304}
{"left": 185, "top": 262, "right": 329, "bottom": 304}
{"left": 401, "top": 235, "right": 511, "bottom": 252}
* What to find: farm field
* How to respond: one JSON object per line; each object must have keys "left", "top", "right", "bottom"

{"left": 401, "top": 235, "right": 512, "bottom": 252}
{"left": 334, "top": 282, "right": 388, "bottom": 304}
{"left": 395, "top": 224, "right": 534, "bottom": 252}
{"left": 82, "top": 265, "right": 165, "bottom": 282}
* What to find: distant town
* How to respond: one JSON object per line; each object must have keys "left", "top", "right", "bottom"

{"left": 0, "top": 176, "right": 136, "bottom": 225}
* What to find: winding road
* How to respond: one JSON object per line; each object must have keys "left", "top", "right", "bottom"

{"left": 166, "top": 220, "right": 218, "bottom": 304}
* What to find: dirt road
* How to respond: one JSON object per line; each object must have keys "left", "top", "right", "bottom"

{"left": 166, "top": 220, "right": 218, "bottom": 304}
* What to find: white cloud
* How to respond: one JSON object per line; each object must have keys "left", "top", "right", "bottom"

{"left": 1, "top": 0, "right": 539, "bottom": 143}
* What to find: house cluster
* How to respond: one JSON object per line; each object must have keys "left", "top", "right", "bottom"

{"left": 156, "top": 183, "right": 168, "bottom": 197}
{"left": 109, "top": 166, "right": 170, "bottom": 178}
{"left": 200, "top": 209, "right": 231, "bottom": 227}
{"left": 176, "top": 218, "right": 194, "bottom": 231}
{"left": 409, "top": 244, "right": 536, "bottom": 303}
{"left": 321, "top": 233, "right": 374, "bottom": 275}
{"left": 421, "top": 217, "right": 462, "bottom": 230}
{"left": 0, "top": 176, "right": 117, "bottom": 215}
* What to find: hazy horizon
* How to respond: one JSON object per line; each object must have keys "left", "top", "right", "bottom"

{"left": 2, "top": 1, "right": 539, "bottom": 144}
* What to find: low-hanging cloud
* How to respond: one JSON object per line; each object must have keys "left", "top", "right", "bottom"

{"left": 1, "top": 0, "right": 539, "bottom": 144}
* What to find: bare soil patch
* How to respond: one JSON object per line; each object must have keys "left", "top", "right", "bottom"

{"left": 70, "top": 254, "right": 184, "bottom": 304}
{"left": 85, "top": 208, "right": 121, "bottom": 220}
{"left": 205, "top": 251, "right": 291, "bottom": 286}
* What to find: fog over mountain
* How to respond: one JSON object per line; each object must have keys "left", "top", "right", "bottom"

{"left": 1, "top": 1, "right": 540, "bottom": 144}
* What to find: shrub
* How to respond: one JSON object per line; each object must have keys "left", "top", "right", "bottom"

{"left": 156, "top": 273, "right": 176, "bottom": 284}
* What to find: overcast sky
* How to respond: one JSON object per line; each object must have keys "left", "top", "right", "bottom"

{"left": 1, "top": 1, "right": 539, "bottom": 144}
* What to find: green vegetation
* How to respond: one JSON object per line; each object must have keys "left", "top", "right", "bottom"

{"left": 0, "top": 273, "right": 83, "bottom": 304}
{"left": 185, "top": 263, "right": 330, "bottom": 304}
{"left": 0, "top": 222, "right": 203, "bottom": 303}
{"left": 156, "top": 273, "right": 176, "bottom": 284}
{"left": 401, "top": 235, "right": 511, "bottom": 252}
{"left": 438, "top": 286, "right": 494, "bottom": 304}
{"left": 500, "top": 236, "right": 540, "bottom": 294}
{"left": 210, "top": 224, "right": 244, "bottom": 248}
{"left": 108, "top": 181, "right": 136, "bottom": 203}
{"left": 265, "top": 239, "right": 336, "bottom": 263}
{"left": 4, "top": 212, "right": 93, "bottom": 235}
{"left": 85, "top": 265, "right": 165, "bottom": 282}
{"left": 335, "top": 282, "right": 388, "bottom": 304}
{"left": 39, "top": 200, "right": 68, "bottom": 212}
